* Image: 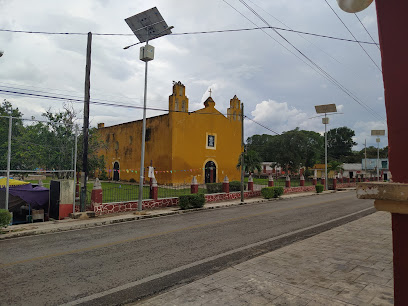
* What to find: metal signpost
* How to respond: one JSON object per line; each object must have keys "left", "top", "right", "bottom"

{"left": 124, "top": 7, "right": 173, "bottom": 211}
{"left": 315, "top": 104, "right": 337, "bottom": 191}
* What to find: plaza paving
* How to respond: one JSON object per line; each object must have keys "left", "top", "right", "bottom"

{"left": 137, "top": 212, "right": 393, "bottom": 305}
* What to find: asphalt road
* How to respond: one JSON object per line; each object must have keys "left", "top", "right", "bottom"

{"left": 0, "top": 191, "right": 374, "bottom": 305}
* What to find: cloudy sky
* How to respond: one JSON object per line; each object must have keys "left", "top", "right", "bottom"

{"left": 0, "top": 0, "right": 387, "bottom": 150}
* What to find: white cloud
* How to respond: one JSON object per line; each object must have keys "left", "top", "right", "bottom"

{"left": 245, "top": 99, "right": 321, "bottom": 137}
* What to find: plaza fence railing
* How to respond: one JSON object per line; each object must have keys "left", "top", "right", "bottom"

{"left": 99, "top": 182, "right": 208, "bottom": 203}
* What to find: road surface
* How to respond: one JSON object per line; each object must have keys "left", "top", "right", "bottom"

{"left": 0, "top": 191, "right": 374, "bottom": 305}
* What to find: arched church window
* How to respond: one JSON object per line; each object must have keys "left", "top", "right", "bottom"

{"left": 182, "top": 100, "right": 186, "bottom": 112}
{"left": 175, "top": 98, "right": 179, "bottom": 111}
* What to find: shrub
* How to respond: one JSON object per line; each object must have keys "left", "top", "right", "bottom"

{"left": 261, "top": 187, "right": 284, "bottom": 199}
{"left": 179, "top": 194, "right": 205, "bottom": 210}
{"left": 229, "top": 181, "right": 247, "bottom": 191}
{"left": 0, "top": 209, "right": 12, "bottom": 228}
{"left": 129, "top": 178, "right": 136, "bottom": 183}
{"left": 206, "top": 183, "right": 223, "bottom": 194}
{"left": 274, "top": 187, "right": 284, "bottom": 197}
{"left": 315, "top": 184, "right": 324, "bottom": 193}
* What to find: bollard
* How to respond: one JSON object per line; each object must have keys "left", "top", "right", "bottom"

{"left": 91, "top": 178, "right": 103, "bottom": 210}
{"left": 248, "top": 175, "right": 254, "bottom": 192}
{"left": 222, "top": 176, "right": 229, "bottom": 193}
{"left": 190, "top": 176, "right": 198, "bottom": 194}
{"left": 268, "top": 174, "right": 274, "bottom": 187}
{"left": 151, "top": 178, "right": 158, "bottom": 201}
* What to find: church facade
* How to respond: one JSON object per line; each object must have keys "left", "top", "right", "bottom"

{"left": 97, "top": 81, "right": 243, "bottom": 185}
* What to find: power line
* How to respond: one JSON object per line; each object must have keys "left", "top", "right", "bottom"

{"left": 244, "top": 116, "right": 281, "bottom": 135}
{"left": 234, "top": 0, "right": 384, "bottom": 122}
{"left": 1, "top": 87, "right": 285, "bottom": 136}
{"left": 0, "top": 27, "right": 379, "bottom": 45}
{"left": 0, "top": 88, "right": 236, "bottom": 118}
{"left": 323, "top": 0, "right": 382, "bottom": 72}
{"left": 354, "top": 13, "right": 381, "bottom": 51}
{"left": 246, "top": 0, "right": 343, "bottom": 65}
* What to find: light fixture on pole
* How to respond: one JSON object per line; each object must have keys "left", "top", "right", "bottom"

{"left": 0, "top": 50, "right": 4, "bottom": 57}
{"left": 315, "top": 103, "right": 337, "bottom": 191}
{"left": 336, "top": 0, "right": 373, "bottom": 13}
{"left": 124, "top": 7, "right": 173, "bottom": 211}
{"left": 371, "top": 130, "right": 386, "bottom": 182}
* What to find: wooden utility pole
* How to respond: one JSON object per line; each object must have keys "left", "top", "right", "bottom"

{"left": 81, "top": 32, "right": 92, "bottom": 212}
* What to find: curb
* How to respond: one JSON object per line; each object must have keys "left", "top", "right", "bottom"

{"left": 0, "top": 190, "right": 344, "bottom": 240}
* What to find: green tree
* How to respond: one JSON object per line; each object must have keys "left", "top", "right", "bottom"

{"left": 236, "top": 150, "right": 262, "bottom": 173}
{"left": 327, "top": 127, "right": 357, "bottom": 161}
{"left": 0, "top": 100, "right": 24, "bottom": 171}
{"left": 246, "top": 134, "right": 275, "bottom": 161}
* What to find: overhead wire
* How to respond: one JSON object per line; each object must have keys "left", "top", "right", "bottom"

{"left": 323, "top": 0, "right": 382, "bottom": 72}
{"left": 246, "top": 0, "right": 343, "bottom": 65}
{"left": 234, "top": 0, "right": 384, "bottom": 122}
{"left": 0, "top": 27, "right": 378, "bottom": 45}
{"left": 354, "top": 13, "right": 381, "bottom": 51}
{"left": 0, "top": 87, "right": 283, "bottom": 136}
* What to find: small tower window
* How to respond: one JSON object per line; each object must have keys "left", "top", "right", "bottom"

{"left": 175, "top": 98, "right": 179, "bottom": 111}
{"left": 145, "top": 128, "right": 152, "bottom": 141}
{"left": 179, "top": 87, "right": 183, "bottom": 96}
{"left": 182, "top": 100, "right": 186, "bottom": 112}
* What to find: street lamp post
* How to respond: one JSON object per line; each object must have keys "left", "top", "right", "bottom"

{"left": 315, "top": 104, "right": 337, "bottom": 191}
{"left": 124, "top": 7, "right": 173, "bottom": 211}
{"left": 371, "top": 130, "right": 386, "bottom": 182}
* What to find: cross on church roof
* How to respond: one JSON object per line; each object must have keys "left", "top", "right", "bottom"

{"left": 209, "top": 88, "right": 212, "bottom": 97}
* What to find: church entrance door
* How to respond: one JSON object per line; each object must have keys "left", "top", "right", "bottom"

{"left": 113, "top": 162, "right": 120, "bottom": 181}
{"left": 205, "top": 161, "right": 216, "bottom": 183}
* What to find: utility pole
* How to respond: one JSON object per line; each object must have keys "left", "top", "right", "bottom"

{"left": 81, "top": 32, "right": 92, "bottom": 212}
{"left": 240, "top": 103, "right": 244, "bottom": 204}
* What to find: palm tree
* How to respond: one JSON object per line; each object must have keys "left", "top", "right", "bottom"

{"left": 236, "top": 150, "right": 262, "bottom": 174}
{"left": 328, "top": 161, "right": 343, "bottom": 178}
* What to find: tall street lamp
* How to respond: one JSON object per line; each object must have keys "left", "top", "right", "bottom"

{"left": 315, "top": 104, "right": 337, "bottom": 191}
{"left": 124, "top": 7, "right": 173, "bottom": 211}
{"left": 371, "top": 130, "right": 386, "bottom": 181}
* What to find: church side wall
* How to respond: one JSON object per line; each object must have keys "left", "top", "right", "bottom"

{"left": 97, "top": 115, "right": 172, "bottom": 182}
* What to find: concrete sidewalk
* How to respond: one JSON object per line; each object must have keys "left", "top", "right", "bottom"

{"left": 136, "top": 211, "right": 393, "bottom": 306}
{"left": 0, "top": 190, "right": 333, "bottom": 240}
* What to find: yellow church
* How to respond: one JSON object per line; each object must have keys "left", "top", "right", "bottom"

{"left": 97, "top": 81, "right": 243, "bottom": 185}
